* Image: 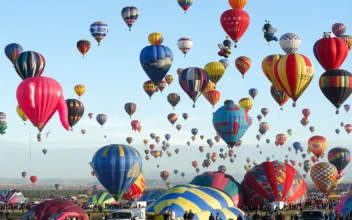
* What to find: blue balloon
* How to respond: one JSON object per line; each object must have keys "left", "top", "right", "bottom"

{"left": 293, "top": 142, "right": 301, "bottom": 153}
{"left": 248, "top": 88, "right": 258, "bottom": 100}
{"left": 165, "top": 134, "right": 171, "bottom": 141}
{"left": 140, "top": 45, "right": 173, "bottom": 86}
{"left": 212, "top": 101, "right": 249, "bottom": 147}
{"left": 91, "top": 144, "right": 142, "bottom": 200}
{"left": 4, "top": 43, "right": 23, "bottom": 65}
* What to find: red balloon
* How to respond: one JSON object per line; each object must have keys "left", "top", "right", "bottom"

{"left": 30, "top": 176, "right": 38, "bottom": 184}
{"left": 16, "top": 76, "right": 71, "bottom": 132}
{"left": 313, "top": 37, "right": 349, "bottom": 71}
{"left": 220, "top": 9, "right": 250, "bottom": 47}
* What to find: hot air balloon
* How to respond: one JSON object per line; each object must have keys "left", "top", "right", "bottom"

{"left": 164, "top": 75, "right": 174, "bottom": 86}
{"left": 270, "top": 85, "right": 289, "bottom": 110}
{"left": 204, "top": 62, "right": 225, "bottom": 87}
{"left": 21, "top": 172, "right": 27, "bottom": 178}
{"left": 124, "top": 103, "right": 137, "bottom": 118}
{"left": 262, "top": 20, "right": 278, "bottom": 44}
{"left": 126, "top": 137, "right": 133, "bottom": 145}
{"left": 160, "top": 171, "right": 169, "bottom": 181}
{"left": 344, "top": 124, "right": 352, "bottom": 134}
{"left": 176, "top": 124, "right": 182, "bottom": 131}
{"left": 274, "top": 53, "right": 314, "bottom": 107}
{"left": 177, "top": 0, "right": 193, "bottom": 13}
{"left": 4, "top": 43, "right": 23, "bottom": 65}
{"left": 167, "top": 113, "right": 178, "bottom": 126}
{"left": 123, "top": 172, "right": 145, "bottom": 201}
{"left": 88, "top": 113, "right": 93, "bottom": 119}
{"left": 182, "top": 113, "right": 189, "bottom": 121}
{"left": 332, "top": 23, "right": 346, "bottom": 37}
{"left": 140, "top": 33, "right": 173, "bottom": 87}
{"left": 261, "top": 108, "right": 269, "bottom": 117}
{"left": 301, "top": 117, "right": 309, "bottom": 127}
{"left": 241, "top": 161, "right": 306, "bottom": 208}
{"left": 213, "top": 100, "right": 249, "bottom": 148}
{"left": 257, "top": 115, "right": 262, "bottom": 122}
{"left": 81, "top": 129, "right": 86, "bottom": 135}
{"left": 167, "top": 93, "right": 180, "bottom": 110}
{"left": 313, "top": 35, "right": 349, "bottom": 71}
{"left": 15, "top": 51, "right": 45, "bottom": 80}
{"left": 131, "top": 120, "right": 141, "bottom": 132}
{"left": 121, "top": 6, "right": 139, "bottom": 31}
{"left": 76, "top": 40, "right": 91, "bottom": 57}
{"left": 310, "top": 162, "right": 338, "bottom": 193}
{"left": 279, "top": 33, "right": 301, "bottom": 54}
{"left": 262, "top": 54, "right": 284, "bottom": 88}
{"left": 157, "top": 80, "right": 167, "bottom": 93}
{"left": 319, "top": 69, "right": 352, "bottom": 114}
{"left": 259, "top": 122, "right": 270, "bottom": 135}
{"left": 89, "top": 21, "right": 108, "bottom": 46}
{"left": 218, "top": 36, "right": 233, "bottom": 58}
{"left": 143, "top": 80, "right": 157, "bottom": 99}
{"left": 328, "top": 147, "right": 351, "bottom": 174}
{"left": 206, "top": 90, "right": 221, "bottom": 108}
{"left": 302, "top": 109, "right": 310, "bottom": 118}
{"left": 276, "top": 134, "right": 287, "bottom": 147}
{"left": 177, "top": 37, "right": 193, "bottom": 57}
{"left": 66, "top": 99, "right": 84, "bottom": 129}
{"left": 179, "top": 67, "right": 210, "bottom": 108}
{"left": 344, "top": 104, "right": 350, "bottom": 113}
{"left": 308, "top": 136, "right": 327, "bottom": 159}
{"left": 73, "top": 85, "right": 86, "bottom": 99}
{"left": 0, "top": 122, "right": 7, "bottom": 136}
{"left": 293, "top": 142, "right": 301, "bottom": 154}
{"left": 220, "top": 9, "right": 250, "bottom": 48}
{"left": 239, "top": 98, "right": 253, "bottom": 112}
{"left": 248, "top": 88, "right": 258, "bottom": 100}
{"left": 16, "top": 76, "right": 70, "bottom": 133}
{"left": 16, "top": 105, "right": 27, "bottom": 124}
{"left": 338, "top": 35, "right": 352, "bottom": 50}
{"left": 91, "top": 144, "right": 142, "bottom": 200}
{"left": 155, "top": 137, "right": 161, "bottom": 144}
{"left": 235, "top": 56, "right": 251, "bottom": 78}
{"left": 309, "top": 126, "right": 315, "bottom": 133}
{"left": 30, "top": 176, "right": 38, "bottom": 184}
{"left": 96, "top": 114, "right": 108, "bottom": 128}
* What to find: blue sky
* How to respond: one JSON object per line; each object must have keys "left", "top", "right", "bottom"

{"left": 0, "top": 0, "right": 352, "bottom": 184}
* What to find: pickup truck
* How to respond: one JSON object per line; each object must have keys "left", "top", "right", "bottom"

{"left": 109, "top": 208, "right": 145, "bottom": 220}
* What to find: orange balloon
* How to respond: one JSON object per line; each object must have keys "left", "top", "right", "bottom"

{"left": 206, "top": 90, "right": 221, "bottom": 107}
{"left": 229, "top": 0, "right": 247, "bottom": 9}
{"left": 308, "top": 136, "right": 327, "bottom": 159}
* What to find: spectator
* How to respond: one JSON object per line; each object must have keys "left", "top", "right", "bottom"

{"left": 163, "top": 211, "right": 170, "bottom": 220}
{"left": 329, "top": 209, "right": 336, "bottom": 220}
{"left": 184, "top": 211, "right": 188, "bottom": 220}
{"left": 209, "top": 213, "right": 214, "bottom": 220}
{"left": 170, "top": 209, "right": 176, "bottom": 220}
{"left": 252, "top": 211, "right": 260, "bottom": 220}
{"left": 188, "top": 210, "right": 194, "bottom": 220}
{"left": 216, "top": 212, "right": 221, "bottom": 220}
{"left": 245, "top": 212, "right": 251, "bottom": 220}
{"left": 5, "top": 210, "right": 9, "bottom": 219}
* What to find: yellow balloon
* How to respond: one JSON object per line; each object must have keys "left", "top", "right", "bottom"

{"left": 202, "top": 81, "right": 216, "bottom": 98}
{"left": 239, "top": 98, "right": 253, "bottom": 111}
{"left": 262, "top": 54, "right": 284, "bottom": 89}
{"left": 74, "top": 84, "right": 86, "bottom": 99}
{"left": 274, "top": 54, "right": 314, "bottom": 107}
{"left": 16, "top": 105, "right": 28, "bottom": 123}
{"left": 148, "top": 32, "right": 164, "bottom": 45}
{"left": 204, "top": 62, "right": 225, "bottom": 86}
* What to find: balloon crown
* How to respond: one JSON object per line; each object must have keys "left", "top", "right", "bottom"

{"left": 224, "top": 100, "right": 234, "bottom": 105}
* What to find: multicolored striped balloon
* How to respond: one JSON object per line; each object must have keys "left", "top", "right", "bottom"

{"left": 14, "top": 51, "right": 45, "bottom": 80}
{"left": 328, "top": 147, "right": 351, "bottom": 173}
{"left": 89, "top": 21, "right": 108, "bottom": 46}
{"left": 121, "top": 6, "right": 139, "bottom": 31}
{"left": 235, "top": 56, "right": 251, "bottom": 78}
{"left": 332, "top": 23, "right": 346, "bottom": 37}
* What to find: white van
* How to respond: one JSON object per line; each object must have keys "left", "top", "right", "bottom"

{"left": 109, "top": 208, "right": 145, "bottom": 220}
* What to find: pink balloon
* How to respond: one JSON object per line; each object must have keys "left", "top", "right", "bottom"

{"left": 16, "top": 76, "right": 71, "bottom": 132}
{"left": 131, "top": 120, "right": 141, "bottom": 131}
